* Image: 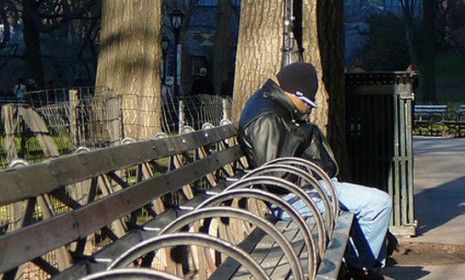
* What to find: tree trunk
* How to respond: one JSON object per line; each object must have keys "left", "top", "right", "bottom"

{"left": 405, "top": 18, "right": 418, "bottom": 66}
{"left": 96, "top": 0, "right": 162, "bottom": 140}
{"left": 22, "top": 0, "right": 44, "bottom": 87}
{"left": 213, "top": 0, "right": 233, "bottom": 94}
{"left": 231, "top": 1, "right": 283, "bottom": 120}
{"left": 181, "top": 26, "right": 193, "bottom": 95}
{"left": 421, "top": 0, "right": 437, "bottom": 103}
{"left": 232, "top": 0, "right": 347, "bottom": 177}
{"left": 302, "top": 0, "right": 349, "bottom": 178}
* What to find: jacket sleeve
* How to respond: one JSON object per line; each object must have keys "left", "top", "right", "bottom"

{"left": 299, "top": 124, "right": 339, "bottom": 178}
{"left": 239, "top": 113, "right": 301, "bottom": 167}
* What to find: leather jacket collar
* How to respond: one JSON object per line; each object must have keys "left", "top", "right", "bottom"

{"left": 262, "top": 79, "right": 308, "bottom": 122}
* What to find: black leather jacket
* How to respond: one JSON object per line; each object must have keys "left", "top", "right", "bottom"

{"left": 238, "top": 79, "right": 339, "bottom": 178}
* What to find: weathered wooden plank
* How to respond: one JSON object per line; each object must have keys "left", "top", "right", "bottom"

{"left": 0, "top": 146, "right": 243, "bottom": 273}
{"left": 53, "top": 189, "right": 232, "bottom": 279}
{"left": 0, "top": 124, "right": 237, "bottom": 206}
{"left": 316, "top": 211, "right": 354, "bottom": 280}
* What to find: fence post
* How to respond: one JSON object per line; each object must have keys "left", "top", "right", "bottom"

{"left": 1, "top": 105, "right": 19, "bottom": 161}
{"left": 178, "top": 99, "right": 185, "bottom": 134}
{"left": 222, "top": 98, "right": 229, "bottom": 121}
{"left": 69, "top": 89, "right": 79, "bottom": 146}
{"left": 106, "top": 94, "right": 123, "bottom": 146}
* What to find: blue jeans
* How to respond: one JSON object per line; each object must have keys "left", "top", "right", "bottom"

{"left": 275, "top": 178, "right": 392, "bottom": 269}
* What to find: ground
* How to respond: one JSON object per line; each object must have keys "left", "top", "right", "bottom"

{"left": 389, "top": 241, "right": 465, "bottom": 266}
{"left": 382, "top": 137, "right": 465, "bottom": 279}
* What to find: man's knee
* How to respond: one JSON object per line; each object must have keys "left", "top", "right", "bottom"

{"left": 365, "top": 189, "right": 392, "bottom": 218}
{"left": 378, "top": 191, "right": 392, "bottom": 213}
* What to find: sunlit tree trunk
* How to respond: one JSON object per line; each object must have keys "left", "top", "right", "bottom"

{"left": 233, "top": 0, "right": 348, "bottom": 177}
{"left": 231, "top": 1, "right": 283, "bottom": 120}
{"left": 302, "top": 0, "right": 348, "bottom": 177}
{"left": 96, "top": 0, "right": 162, "bottom": 140}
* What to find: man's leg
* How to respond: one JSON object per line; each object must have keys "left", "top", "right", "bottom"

{"left": 272, "top": 178, "right": 391, "bottom": 268}
{"left": 333, "top": 180, "right": 392, "bottom": 269}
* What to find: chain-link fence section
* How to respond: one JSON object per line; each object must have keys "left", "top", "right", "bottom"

{"left": 0, "top": 87, "right": 232, "bottom": 170}
{"left": 0, "top": 87, "right": 232, "bottom": 279}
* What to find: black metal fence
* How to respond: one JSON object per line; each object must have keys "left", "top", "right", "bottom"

{"left": 346, "top": 72, "right": 415, "bottom": 236}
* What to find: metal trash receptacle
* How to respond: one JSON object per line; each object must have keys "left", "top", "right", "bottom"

{"left": 346, "top": 72, "right": 416, "bottom": 237}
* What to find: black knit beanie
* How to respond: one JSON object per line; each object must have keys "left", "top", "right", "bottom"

{"left": 276, "top": 62, "right": 318, "bottom": 108}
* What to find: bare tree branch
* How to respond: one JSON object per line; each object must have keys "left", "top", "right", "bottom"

{"left": 36, "top": 0, "right": 96, "bottom": 32}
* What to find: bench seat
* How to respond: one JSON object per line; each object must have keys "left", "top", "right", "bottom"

{"left": 210, "top": 211, "right": 353, "bottom": 280}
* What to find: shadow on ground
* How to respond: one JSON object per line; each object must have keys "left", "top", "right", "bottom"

{"left": 414, "top": 176, "right": 465, "bottom": 236}
{"left": 382, "top": 265, "right": 430, "bottom": 280}
{"left": 382, "top": 241, "right": 465, "bottom": 279}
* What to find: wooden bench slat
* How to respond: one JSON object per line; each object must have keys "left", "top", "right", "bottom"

{"left": 0, "top": 146, "right": 243, "bottom": 273}
{"left": 0, "top": 124, "right": 237, "bottom": 206}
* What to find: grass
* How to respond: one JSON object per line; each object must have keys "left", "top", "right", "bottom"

{"left": 0, "top": 134, "right": 74, "bottom": 170}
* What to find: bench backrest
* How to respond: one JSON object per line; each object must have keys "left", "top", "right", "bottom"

{"left": 414, "top": 105, "right": 448, "bottom": 114}
{"left": 0, "top": 124, "right": 246, "bottom": 276}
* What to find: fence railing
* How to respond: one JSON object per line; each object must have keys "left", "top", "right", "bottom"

{"left": 0, "top": 86, "right": 232, "bottom": 170}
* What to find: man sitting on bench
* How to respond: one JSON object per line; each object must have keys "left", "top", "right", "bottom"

{"left": 237, "top": 62, "right": 392, "bottom": 279}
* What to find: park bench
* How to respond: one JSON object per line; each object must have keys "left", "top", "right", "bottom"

{"left": 0, "top": 122, "right": 352, "bottom": 280}
{"left": 413, "top": 104, "right": 449, "bottom": 136}
{"left": 442, "top": 105, "right": 465, "bottom": 137}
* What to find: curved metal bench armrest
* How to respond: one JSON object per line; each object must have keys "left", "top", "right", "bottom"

{"left": 159, "top": 206, "right": 304, "bottom": 280}
{"left": 108, "top": 233, "right": 269, "bottom": 280}
{"left": 81, "top": 268, "right": 184, "bottom": 280}
{"left": 196, "top": 188, "right": 318, "bottom": 279}
{"left": 224, "top": 175, "right": 327, "bottom": 255}
{"left": 242, "top": 164, "right": 335, "bottom": 234}
{"left": 263, "top": 157, "right": 339, "bottom": 218}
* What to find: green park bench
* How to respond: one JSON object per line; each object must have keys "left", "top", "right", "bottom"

{"left": 413, "top": 104, "right": 449, "bottom": 136}
{"left": 443, "top": 105, "right": 465, "bottom": 137}
{"left": 0, "top": 122, "right": 352, "bottom": 280}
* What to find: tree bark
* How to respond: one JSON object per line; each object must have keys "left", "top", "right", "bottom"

{"left": 22, "top": 0, "right": 45, "bottom": 87}
{"left": 302, "top": 0, "right": 348, "bottom": 178}
{"left": 96, "top": 0, "right": 162, "bottom": 140}
{"left": 213, "top": 0, "right": 233, "bottom": 94}
{"left": 231, "top": 1, "right": 283, "bottom": 120}
{"left": 232, "top": 0, "right": 347, "bottom": 177}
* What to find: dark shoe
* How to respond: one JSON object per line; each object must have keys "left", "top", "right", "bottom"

{"left": 342, "top": 265, "right": 385, "bottom": 280}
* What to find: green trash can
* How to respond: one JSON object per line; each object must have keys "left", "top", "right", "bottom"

{"left": 346, "top": 72, "right": 417, "bottom": 237}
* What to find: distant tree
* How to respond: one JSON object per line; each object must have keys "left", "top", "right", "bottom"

{"left": 0, "top": 0, "right": 20, "bottom": 70}
{"left": 233, "top": 0, "right": 348, "bottom": 177}
{"left": 421, "top": 0, "right": 437, "bottom": 102}
{"left": 212, "top": 0, "right": 233, "bottom": 95}
{"left": 96, "top": 0, "right": 163, "bottom": 140}
{"left": 363, "top": 13, "right": 410, "bottom": 71}
{"left": 437, "top": 0, "right": 465, "bottom": 51}
{"left": 398, "top": 0, "right": 420, "bottom": 65}
{"left": 13, "top": 0, "right": 97, "bottom": 87}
